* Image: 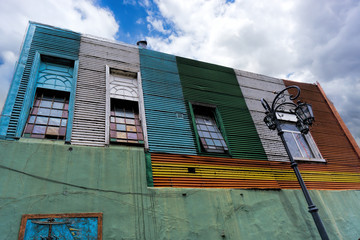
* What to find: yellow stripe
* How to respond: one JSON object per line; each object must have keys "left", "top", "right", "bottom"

{"left": 152, "top": 163, "right": 360, "bottom": 183}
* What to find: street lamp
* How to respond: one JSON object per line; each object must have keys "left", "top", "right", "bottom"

{"left": 261, "top": 85, "right": 329, "bottom": 240}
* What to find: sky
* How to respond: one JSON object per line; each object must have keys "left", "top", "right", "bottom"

{"left": 0, "top": 0, "right": 359, "bottom": 146}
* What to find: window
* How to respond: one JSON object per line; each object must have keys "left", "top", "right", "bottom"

{"left": 23, "top": 89, "right": 69, "bottom": 140}
{"left": 281, "top": 122, "right": 324, "bottom": 162}
{"left": 191, "top": 104, "right": 229, "bottom": 153}
{"left": 109, "top": 99, "right": 144, "bottom": 144}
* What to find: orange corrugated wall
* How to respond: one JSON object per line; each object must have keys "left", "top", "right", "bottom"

{"left": 150, "top": 81, "right": 360, "bottom": 190}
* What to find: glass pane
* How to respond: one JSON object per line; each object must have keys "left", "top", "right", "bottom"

{"left": 126, "top": 119, "right": 135, "bottom": 125}
{"left": 207, "top": 126, "right": 215, "bottom": 132}
{"left": 125, "top": 110, "right": 135, "bottom": 118}
{"left": 46, "top": 127, "right": 59, "bottom": 135}
{"left": 61, "top": 119, "right": 67, "bottom": 127}
{"left": 203, "top": 131, "right": 210, "bottom": 138}
{"left": 199, "top": 125, "right": 207, "bottom": 131}
{"left": 50, "top": 109, "right": 62, "bottom": 117}
{"left": 204, "top": 118, "right": 212, "bottom": 125}
{"left": 116, "top": 118, "right": 125, "bottom": 124}
{"left": 213, "top": 139, "right": 222, "bottom": 146}
{"left": 205, "top": 138, "right": 214, "bottom": 146}
{"left": 136, "top": 126, "right": 142, "bottom": 133}
{"left": 33, "top": 125, "right": 46, "bottom": 134}
{"left": 35, "top": 116, "right": 48, "bottom": 124}
{"left": 59, "top": 127, "right": 66, "bottom": 136}
{"left": 49, "top": 118, "right": 61, "bottom": 126}
{"left": 116, "top": 124, "right": 126, "bottom": 131}
{"left": 24, "top": 124, "right": 33, "bottom": 134}
{"left": 110, "top": 117, "right": 116, "bottom": 123}
{"left": 116, "top": 132, "right": 127, "bottom": 139}
{"left": 115, "top": 110, "right": 125, "bottom": 117}
{"left": 110, "top": 131, "right": 117, "bottom": 138}
{"left": 128, "top": 133, "right": 137, "bottom": 140}
{"left": 38, "top": 108, "right": 50, "bottom": 116}
{"left": 294, "top": 133, "right": 315, "bottom": 158}
{"left": 52, "top": 102, "right": 64, "bottom": 109}
{"left": 126, "top": 126, "right": 136, "bottom": 132}
{"left": 28, "top": 116, "right": 36, "bottom": 124}
{"left": 34, "top": 100, "right": 40, "bottom": 107}
{"left": 210, "top": 132, "right": 218, "bottom": 138}
{"left": 281, "top": 123, "right": 299, "bottom": 132}
{"left": 62, "top": 111, "right": 68, "bottom": 118}
{"left": 40, "top": 100, "right": 52, "bottom": 108}
{"left": 283, "top": 132, "right": 302, "bottom": 158}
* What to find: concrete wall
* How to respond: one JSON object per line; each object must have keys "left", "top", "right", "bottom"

{"left": 0, "top": 139, "right": 359, "bottom": 239}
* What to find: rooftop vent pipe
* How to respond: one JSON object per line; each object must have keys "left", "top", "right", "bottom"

{"left": 137, "top": 40, "right": 147, "bottom": 48}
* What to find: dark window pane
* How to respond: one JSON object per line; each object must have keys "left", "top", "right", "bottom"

{"left": 62, "top": 111, "right": 68, "bottom": 118}
{"left": 24, "top": 124, "right": 34, "bottom": 134}
{"left": 59, "top": 127, "right": 66, "bottom": 136}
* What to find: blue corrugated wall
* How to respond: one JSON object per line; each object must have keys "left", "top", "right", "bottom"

{"left": 0, "top": 23, "right": 80, "bottom": 139}
{"left": 139, "top": 49, "right": 197, "bottom": 155}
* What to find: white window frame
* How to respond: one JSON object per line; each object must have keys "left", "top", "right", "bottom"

{"left": 105, "top": 66, "right": 148, "bottom": 148}
{"left": 277, "top": 112, "right": 325, "bottom": 163}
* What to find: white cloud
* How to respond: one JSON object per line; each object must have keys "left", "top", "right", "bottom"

{"left": 0, "top": 0, "right": 119, "bottom": 113}
{"left": 145, "top": 0, "right": 360, "bottom": 145}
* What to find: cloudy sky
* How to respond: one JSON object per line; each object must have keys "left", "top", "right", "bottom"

{"left": 0, "top": 0, "right": 359, "bottom": 145}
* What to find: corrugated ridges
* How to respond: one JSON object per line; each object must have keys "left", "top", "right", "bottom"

{"left": 152, "top": 153, "right": 360, "bottom": 190}
{"left": 72, "top": 36, "right": 139, "bottom": 146}
{"left": 176, "top": 57, "right": 267, "bottom": 160}
{"left": 6, "top": 25, "right": 80, "bottom": 137}
{"left": 283, "top": 80, "right": 360, "bottom": 189}
{"left": 139, "top": 49, "right": 197, "bottom": 155}
{"left": 235, "top": 69, "right": 289, "bottom": 162}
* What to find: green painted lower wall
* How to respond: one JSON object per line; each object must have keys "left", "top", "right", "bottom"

{"left": 0, "top": 139, "right": 359, "bottom": 239}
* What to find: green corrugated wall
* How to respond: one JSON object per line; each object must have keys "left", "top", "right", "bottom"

{"left": 176, "top": 57, "right": 267, "bottom": 160}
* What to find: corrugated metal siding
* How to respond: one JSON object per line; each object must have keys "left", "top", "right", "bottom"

{"left": 283, "top": 80, "right": 360, "bottom": 189}
{"left": 234, "top": 69, "right": 289, "bottom": 162}
{"left": 176, "top": 57, "right": 267, "bottom": 160}
{"left": 6, "top": 25, "right": 80, "bottom": 138}
{"left": 152, "top": 153, "right": 360, "bottom": 189}
{"left": 72, "top": 36, "right": 140, "bottom": 146}
{"left": 139, "top": 49, "right": 197, "bottom": 155}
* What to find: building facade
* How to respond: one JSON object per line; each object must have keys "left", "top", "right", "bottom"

{"left": 1, "top": 22, "right": 360, "bottom": 239}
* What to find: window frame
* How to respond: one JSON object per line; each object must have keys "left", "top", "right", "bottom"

{"left": 277, "top": 112, "right": 325, "bottom": 162}
{"left": 105, "top": 66, "right": 148, "bottom": 147}
{"left": 188, "top": 102, "right": 232, "bottom": 156}
{"left": 22, "top": 88, "right": 70, "bottom": 140}
{"left": 17, "top": 51, "right": 78, "bottom": 142}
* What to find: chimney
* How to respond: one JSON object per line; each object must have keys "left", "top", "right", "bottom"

{"left": 136, "top": 40, "right": 147, "bottom": 49}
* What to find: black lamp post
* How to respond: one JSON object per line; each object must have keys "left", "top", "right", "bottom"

{"left": 261, "top": 85, "right": 329, "bottom": 240}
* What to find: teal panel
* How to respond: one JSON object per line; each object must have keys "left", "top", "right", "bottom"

{"left": 36, "top": 61, "right": 74, "bottom": 92}
{"left": 139, "top": 49, "right": 197, "bottom": 155}
{"left": 24, "top": 217, "right": 98, "bottom": 239}
{"left": 2, "top": 23, "right": 80, "bottom": 139}
{"left": 176, "top": 57, "right": 267, "bottom": 160}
